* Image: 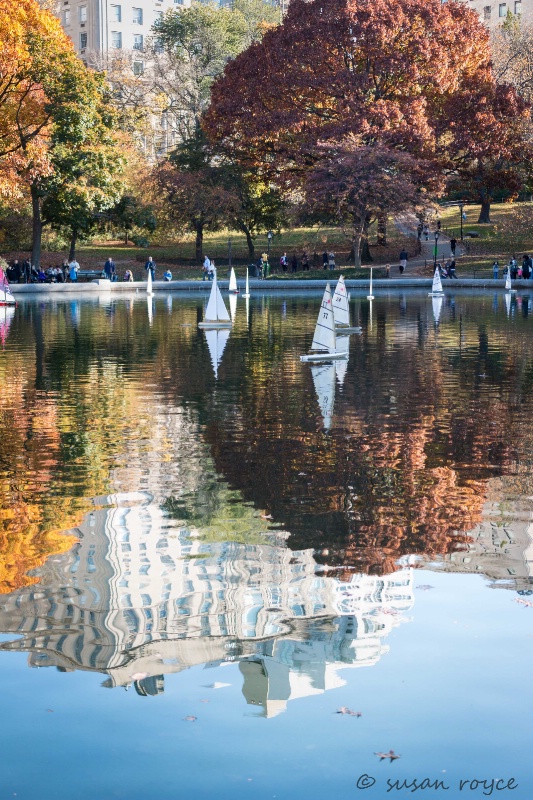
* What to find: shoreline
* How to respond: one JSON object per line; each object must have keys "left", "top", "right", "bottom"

{"left": 7, "top": 277, "right": 531, "bottom": 294}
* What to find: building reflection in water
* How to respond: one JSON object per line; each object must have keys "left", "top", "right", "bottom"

{"left": 0, "top": 493, "right": 414, "bottom": 715}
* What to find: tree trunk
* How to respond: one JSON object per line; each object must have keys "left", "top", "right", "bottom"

{"left": 478, "top": 200, "right": 491, "bottom": 224}
{"left": 125, "top": 231, "right": 129, "bottom": 246}
{"left": 377, "top": 212, "right": 387, "bottom": 245}
{"left": 243, "top": 227, "right": 255, "bottom": 261}
{"left": 68, "top": 228, "right": 78, "bottom": 262}
{"left": 195, "top": 223, "right": 204, "bottom": 264}
{"left": 30, "top": 184, "right": 43, "bottom": 268}
{"left": 352, "top": 217, "right": 366, "bottom": 268}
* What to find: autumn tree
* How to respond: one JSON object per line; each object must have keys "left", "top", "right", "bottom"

{"left": 156, "top": 130, "right": 237, "bottom": 262}
{"left": 205, "top": 0, "right": 530, "bottom": 250}
{"left": 305, "top": 137, "right": 430, "bottom": 267}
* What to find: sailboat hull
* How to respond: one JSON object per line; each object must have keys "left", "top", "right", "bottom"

{"left": 198, "top": 321, "right": 232, "bottom": 328}
{"left": 301, "top": 351, "right": 348, "bottom": 362}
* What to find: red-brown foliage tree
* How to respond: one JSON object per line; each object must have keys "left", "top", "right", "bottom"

{"left": 205, "top": 0, "right": 530, "bottom": 241}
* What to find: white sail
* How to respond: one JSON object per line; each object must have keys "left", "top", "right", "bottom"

{"left": 205, "top": 328, "right": 230, "bottom": 379}
{"left": 311, "top": 363, "right": 336, "bottom": 431}
{"left": 147, "top": 269, "right": 153, "bottom": 296}
{"left": 229, "top": 267, "right": 238, "bottom": 293}
{"left": 367, "top": 267, "right": 374, "bottom": 300}
{"left": 203, "top": 276, "right": 231, "bottom": 324}
{"left": 243, "top": 268, "right": 250, "bottom": 298}
{"left": 335, "top": 337, "right": 350, "bottom": 386}
{"left": 333, "top": 275, "right": 350, "bottom": 327}
{"left": 505, "top": 271, "right": 512, "bottom": 291}
{"left": 431, "top": 268, "right": 443, "bottom": 295}
{"left": 229, "top": 292, "right": 237, "bottom": 324}
{"left": 310, "top": 284, "right": 336, "bottom": 352}
{"left": 432, "top": 295, "right": 443, "bottom": 325}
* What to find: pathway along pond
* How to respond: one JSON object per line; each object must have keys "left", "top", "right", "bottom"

{"left": 0, "top": 290, "right": 531, "bottom": 799}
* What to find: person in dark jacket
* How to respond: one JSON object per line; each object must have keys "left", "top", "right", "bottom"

{"left": 104, "top": 257, "right": 116, "bottom": 280}
{"left": 145, "top": 256, "right": 156, "bottom": 280}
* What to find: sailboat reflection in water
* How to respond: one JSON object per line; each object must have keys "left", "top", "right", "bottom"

{"left": 310, "top": 335, "right": 350, "bottom": 431}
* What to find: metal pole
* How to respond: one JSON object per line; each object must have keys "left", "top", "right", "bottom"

{"left": 228, "top": 238, "right": 232, "bottom": 270}
{"left": 460, "top": 204, "right": 464, "bottom": 241}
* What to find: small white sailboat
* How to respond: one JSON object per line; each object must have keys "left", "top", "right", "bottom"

{"left": 229, "top": 291, "right": 237, "bottom": 325}
{"left": 0, "top": 267, "right": 16, "bottom": 306}
{"left": 505, "top": 270, "right": 516, "bottom": 294}
{"left": 242, "top": 268, "right": 251, "bottom": 299}
{"left": 429, "top": 267, "right": 444, "bottom": 297}
{"left": 228, "top": 267, "right": 239, "bottom": 294}
{"left": 198, "top": 275, "right": 232, "bottom": 328}
{"left": 146, "top": 269, "right": 153, "bottom": 297}
{"left": 333, "top": 275, "right": 362, "bottom": 333}
{"left": 432, "top": 295, "right": 443, "bottom": 325}
{"left": 300, "top": 284, "right": 348, "bottom": 362}
{"left": 205, "top": 328, "right": 230, "bottom": 379}
{"left": 367, "top": 267, "right": 374, "bottom": 300}
{"left": 311, "top": 362, "right": 336, "bottom": 431}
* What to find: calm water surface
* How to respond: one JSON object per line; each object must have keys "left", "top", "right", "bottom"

{"left": 0, "top": 289, "right": 532, "bottom": 799}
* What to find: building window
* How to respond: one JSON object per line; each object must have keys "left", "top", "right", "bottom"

{"left": 483, "top": 5, "right": 491, "bottom": 18}
{"left": 515, "top": 0, "right": 522, "bottom": 12}
{"left": 110, "top": 4, "right": 121, "bottom": 23}
{"left": 499, "top": 2, "right": 507, "bottom": 15}
{"left": 132, "top": 7, "right": 143, "bottom": 24}
{"left": 111, "top": 31, "right": 122, "bottom": 49}
{"left": 80, "top": 32, "right": 87, "bottom": 49}
{"left": 63, "top": 9, "right": 71, "bottom": 25}
{"left": 133, "top": 34, "right": 144, "bottom": 51}
{"left": 133, "top": 61, "right": 144, "bottom": 76}
{"left": 79, "top": 5, "right": 87, "bottom": 22}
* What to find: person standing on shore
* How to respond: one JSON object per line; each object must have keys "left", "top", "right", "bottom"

{"left": 399, "top": 249, "right": 408, "bottom": 274}
{"left": 69, "top": 258, "right": 79, "bottom": 282}
{"left": 145, "top": 256, "right": 156, "bottom": 281}
{"left": 104, "top": 257, "right": 116, "bottom": 281}
{"left": 492, "top": 261, "right": 499, "bottom": 279}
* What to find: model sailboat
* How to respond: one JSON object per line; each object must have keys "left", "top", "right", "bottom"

{"left": 367, "top": 266, "right": 374, "bottom": 300}
{"left": 199, "top": 275, "right": 232, "bottom": 328}
{"left": 301, "top": 284, "right": 348, "bottom": 362}
{"left": 332, "top": 275, "right": 361, "bottom": 333}
{"left": 146, "top": 269, "right": 153, "bottom": 297}
{"left": 505, "top": 270, "right": 516, "bottom": 294}
{"left": 228, "top": 267, "right": 239, "bottom": 294}
{"left": 0, "top": 267, "right": 16, "bottom": 306}
{"left": 242, "top": 268, "right": 250, "bottom": 299}
{"left": 429, "top": 267, "right": 444, "bottom": 297}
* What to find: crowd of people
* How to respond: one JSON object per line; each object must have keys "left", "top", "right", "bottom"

{"left": 492, "top": 255, "right": 533, "bottom": 280}
{"left": 4, "top": 256, "right": 165, "bottom": 284}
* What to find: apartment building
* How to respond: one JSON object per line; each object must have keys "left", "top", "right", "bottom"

{"left": 57, "top": 0, "right": 191, "bottom": 61}
{"left": 465, "top": 0, "right": 531, "bottom": 26}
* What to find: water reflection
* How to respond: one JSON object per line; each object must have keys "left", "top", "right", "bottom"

{"left": 1, "top": 291, "right": 533, "bottom": 711}
{"left": 0, "top": 494, "right": 413, "bottom": 714}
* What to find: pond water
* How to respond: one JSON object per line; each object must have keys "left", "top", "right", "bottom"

{"left": 0, "top": 289, "right": 532, "bottom": 799}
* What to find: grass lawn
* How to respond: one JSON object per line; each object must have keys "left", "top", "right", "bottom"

{"left": 437, "top": 201, "right": 533, "bottom": 277}
{"left": 4, "top": 223, "right": 415, "bottom": 281}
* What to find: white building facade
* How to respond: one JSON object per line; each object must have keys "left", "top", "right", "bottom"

{"left": 56, "top": 0, "right": 190, "bottom": 60}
